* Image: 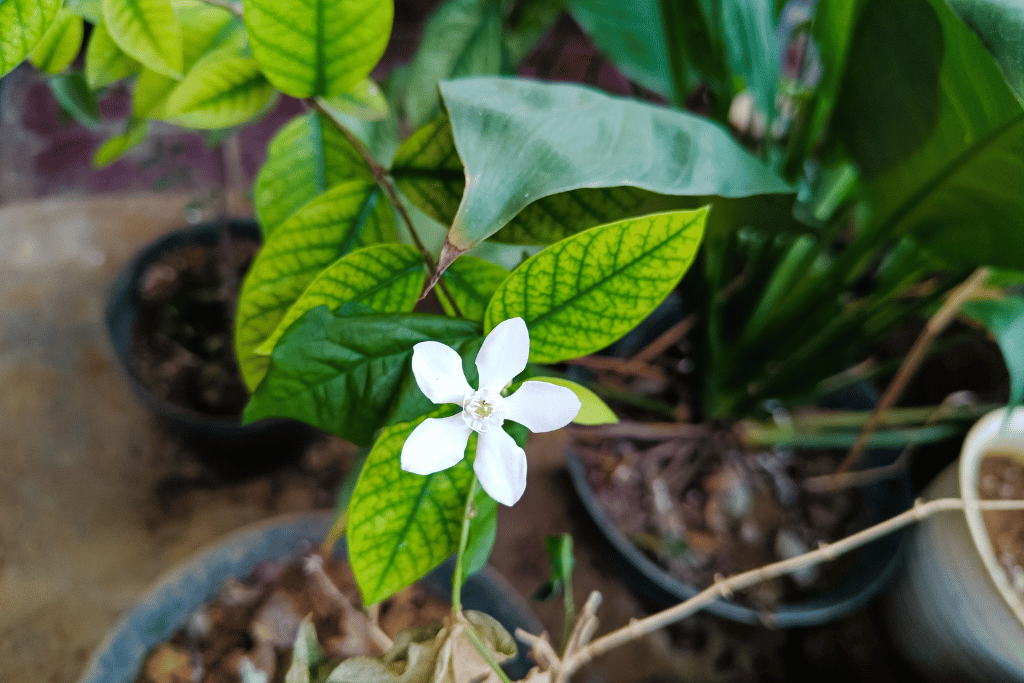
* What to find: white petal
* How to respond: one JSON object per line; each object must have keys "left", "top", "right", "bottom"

{"left": 401, "top": 415, "right": 472, "bottom": 475}
{"left": 476, "top": 317, "right": 530, "bottom": 392}
{"left": 506, "top": 381, "right": 582, "bottom": 433}
{"left": 474, "top": 428, "right": 527, "bottom": 506}
{"left": 411, "top": 341, "right": 473, "bottom": 404}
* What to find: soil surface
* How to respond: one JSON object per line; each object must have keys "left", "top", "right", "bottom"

{"left": 979, "top": 453, "right": 1024, "bottom": 599}
{"left": 136, "top": 552, "right": 448, "bottom": 683}
{"left": 132, "top": 235, "right": 259, "bottom": 417}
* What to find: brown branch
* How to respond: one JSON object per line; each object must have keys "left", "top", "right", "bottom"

{"left": 834, "top": 267, "right": 989, "bottom": 476}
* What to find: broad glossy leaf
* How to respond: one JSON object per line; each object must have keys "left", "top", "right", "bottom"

{"left": 963, "top": 296, "right": 1024, "bottom": 407}
{"left": 28, "top": 9, "right": 83, "bottom": 75}
{"left": 533, "top": 376, "right": 617, "bottom": 424}
{"left": 243, "top": 0, "right": 393, "bottom": 98}
{"left": 254, "top": 111, "right": 372, "bottom": 235}
{"left": 0, "top": 0, "right": 60, "bottom": 78}
{"left": 236, "top": 181, "right": 395, "bottom": 388}
{"left": 257, "top": 243, "right": 426, "bottom": 355}
{"left": 391, "top": 115, "right": 464, "bottom": 228}
{"left": 48, "top": 73, "right": 100, "bottom": 128}
{"left": 317, "top": 78, "right": 388, "bottom": 122}
{"left": 832, "top": 0, "right": 944, "bottom": 177}
{"left": 163, "top": 56, "right": 276, "bottom": 128}
{"left": 484, "top": 208, "right": 707, "bottom": 363}
{"left": 132, "top": 67, "right": 178, "bottom": 118}
{"left": 348, "top": 408, "right": 476, "bottom": 605}
{"left": 245, "top": 309, "right": 482, "bottom": 445}
{"left": 437, "top": 255, "right": 508, "bottom": 321}
{"left": 93, "top": 119, "right": 148, "bottom": 167}
{"left": 103, "top": 0, "right": 184, "bottom": 78}
{"left": 948, "top": 0, "right": 1024, "bottom": 104}
{"left": 176, "top": 0, "right": 246, "bottom": 70}
{"left": 438, "top": 78, "right": 791, "bottom": 254}
{"left": 86, "top": 19, "right": 141, "bottom": 88}
{"left": 404, "top": 0, "right": 503, "bottom": 130}
{"left": 862, "top": 0, "right": 1024, "bottom": 269}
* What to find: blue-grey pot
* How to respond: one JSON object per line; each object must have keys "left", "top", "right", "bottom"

{"left": 76, "top": 512, "right": 542, "bottom": 682}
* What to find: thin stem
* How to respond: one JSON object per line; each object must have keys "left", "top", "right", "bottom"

{"left": 451, "top": 476, "right": 481, "bottom": 615}
{"left": 835, "top": 267, "right": 989, "bottom": 475}
{"left": 559, "top": 580, "right": 575, "bottom": 657}
{"left": 464, "top": 624, "right": 514, "bottom": 683}
{"left": 556, "top": 497, "right": 1024, "bottom": 680}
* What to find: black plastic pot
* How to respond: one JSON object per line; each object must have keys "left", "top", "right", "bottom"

{"left": 106, "top": 221, "right": 317, "bottom": 475}
{"left": 566, "top": 382, "right": 914, "bottom": 627}
{"left": 76, "top": 511, "right": 544, "bottom": 683}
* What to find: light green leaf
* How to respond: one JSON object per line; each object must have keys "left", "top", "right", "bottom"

{"left": 391, "top": 115, "right": 464, "bottom": 229}
{"left": 28, "top": 9, "right": 83, "bottom": 75}
{"left": 947, "top": 0, "right": 1024, "bottom": 105}
{"left": 93, "top": 119, "right": 148, "bottom": 167}
{"left": 254, "top": 111, "right": 372, "bottom": 236}
{"left": 67, "top": 0, "right": 102, "bottom": 23}
{"left": 132, "top": 67, "right": 178, "bottom": 118}
{"left": 256, "top": 243, "right": 426, "bottom": 355}
{"left": 348, "top": 409, "right": 476, "bottom": 605}
{"left": 175, "top": 0, "right": 246, "bottom": 71}
{"left": 236, "top": 181, "right": 396, "bottom": 388}
{"left": 317, "top": 78, "right": 388, "bottom": 122}
{"left": 245, "top": 310, "right": 482, "bottom": 446}
{"left": 284, "top": 617, "right": 324, "bottom": 683}
{"left": 163, "top": 56, "right": 276, "bottom": 128}
{"left": 404, "top": 0, "right": 504, "bottom": 130}
{"left": 102, "top": 0, "right": 184, "bottom": 78}
{"left": 86, "top": 19, "right": 141, "bottom": 88}
{"left": 48, "top": 73, "right": 100, "bottom": 128}
{"left": 963, "top": 296, "right": 1024, "bottom": 408}
{"left": 862, "top": 0, "right": 1024, "bottom": 269}
{"left": 437, "top": 255, "right": 508, "bottom": 321}
{"left": 437, "top": 78, "right": 791, "bottom": 254}
{"left": 243, "top": 0, "right": 393, "bottom": 98}
{"left": 484, "top": 209, "right": 707, "bottom": 364}
{"left": 0, "top": 0, "right": 61, "bottom": 78}
{"left": 533, "top": 377, "right": 618, "bottom": 424}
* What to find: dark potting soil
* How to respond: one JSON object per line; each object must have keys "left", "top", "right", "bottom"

{"left": 979, "top": 453, "right": 1024, "bottom": 601}
{"left": 135, "top": 551, "right": 449, "bottom": 683}
{"left": 132, "top": 236, "right": 259, "bottom": 417}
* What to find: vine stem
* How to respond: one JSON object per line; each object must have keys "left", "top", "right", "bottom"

{"left": 304, "top": 99, "right": 463, "bottom": 316}
{"left": 553, "top": 496, "right": 1024, "bottom": 681}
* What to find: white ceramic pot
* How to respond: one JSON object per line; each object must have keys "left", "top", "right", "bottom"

{"left": 886, "top": 407, "right": 1024, "bottom": 681}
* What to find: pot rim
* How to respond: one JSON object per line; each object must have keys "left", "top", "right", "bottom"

{"left": 959, "top": 407, "right": 1024, "bottom": 629}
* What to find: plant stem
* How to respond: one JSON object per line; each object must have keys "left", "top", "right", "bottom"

{"left": 464, "top": 624, "right": 514, "bottom": 683}
{"left": 835, "top": 267, "right": 989, "bottom": 475}
{"left": 451, "top": 476, "right": 481, "bottom": 615}
{"left": 555, "top": 496, "right": 1024, "bottom": 681}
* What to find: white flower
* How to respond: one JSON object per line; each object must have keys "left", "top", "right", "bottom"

{"left": 400, "top": 317, "right": 582, "bottom": 506}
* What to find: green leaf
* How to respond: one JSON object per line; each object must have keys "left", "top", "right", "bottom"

{"left": 963, "top": 296, "right": 1024, "bottom": 408}
{"left": 86, "top": 19, "right": 141, "bottom": 88}
{"left": 28, "top": 9, "right": 84, "bottom": 75}
{"left": 862, "top": 0, "right": 1024, "bottom": 269}
{"left": 247, "top": 308, "right": 481, "bottom": 444}
{"left": 132, "top": 67, "right": 178, "bottom": 118}
{"left": 348, "top": 409, "right": 477, "bottom": 605}
{"left": 484, "top": 208, "right": 707, "bottom": 364}
{"left": 316, "top": 78, "right": 388, "bottom": 122}
{"left": 67, "top": 0, "right": 102, "bottom": 23}
{"left": 254, "top": 111, "right": 372, "bottom": 236}
{"left": 532, "top": 377, "right": 617, "bottom": 424}
{"left": 947, "top": 0, "right": 1024, "bottom": 105}
{"left": 162, "top": 56, "right": 276, "bottom": 128}
{"left": 404, "top": 0, "right": 504, "bottom": 130}
{"left": 831, "top": 0, "right": 944, "bottom": 178}
{"left": 285, "top": 617, "right": 324, "bottom": 683}
{"left": 48, "top": 73, "right": 100, "bottom": 128}
{"left": 102, "top": 0, "right": 184, "bottom": 78}
{"left": 242, "top": 0, "right": 393, "bottom": 98}
{"left": 503, "top": 0, "right": 562, "bottom": 67}
{"left": 391, "top": 115, "right": 464, "bottom": 228}
{"left": 0, "top": 0, "right": 61, "bottom": 78}
{"left": 93, "top": 119, "right": 148, "bottom": 167}
{"left": 721, "top": 0, "right": 780, "bottom": 120}
{"left": 544, "top": 534, "right": 574, "bottom": 586}
{"left": 438, "top": 78, "right": 791, "bottom": 254}
{"left": 459, "top": 484, "right": 498, "bottom": 583}
{"left": 437, "top": 255, "right": 508, "bottom": 321}
{"left": 176, "top": 0, "right": 246, "bottom": 71}
{"left": 235, "top": 180, "right": 395, "bottom": 388}
{"left": 256, "top": 243, "right": 426, "bottom": 355}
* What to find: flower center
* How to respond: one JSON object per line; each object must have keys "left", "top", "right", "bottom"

{"left": 462, "top": 388, "right": 507, "bottom": 433}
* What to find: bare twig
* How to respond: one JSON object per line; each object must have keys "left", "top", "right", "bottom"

{"left": 564, "top": 356, "right": 666, "bottom": 381}
{"left": 365, "top": 603, "right": 394, "bottom": 653}
{"left": 551, "top": 497, "right": 1024, "bottom": 681}
{"left": 569, "top": 421, "right": 708, "bottom": 442}
{"left": 632, "top": 316, "right": 696, "bottom": 363}
{"left": 835, "top": 267, "right": 989, "bottom": 475}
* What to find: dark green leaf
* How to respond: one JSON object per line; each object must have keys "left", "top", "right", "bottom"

{"left": 348, "top": 408, "right": 476, "bottom": 604}
{"left": 484, "top": 209, "right": 707, "bottom": 363}
{"left": 48, "top": 73, "right": 101, "bottom": 128}
{"left": 947, "top": 0, "right": 1024, "bottom": 105}
{"left": 245, "top": 309, "right": 482, "bottom": 446}
{"left": 544, "top": 534, "right": 574, "bottom": 585}
{"left": 437, "top": 255, "right": 508, "bottom": 321}
{"left": 459, "top": 483, "right": 498, "bottom": 583}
